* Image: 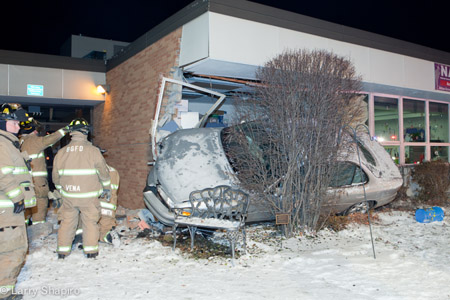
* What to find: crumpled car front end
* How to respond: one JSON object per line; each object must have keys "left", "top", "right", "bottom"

{"left": 144, "top": 128, "right": 238, "bottom": 226}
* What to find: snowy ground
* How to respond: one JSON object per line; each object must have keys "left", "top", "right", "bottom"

{"left": 15, "top": 207, "right": 450, "bottom": 300}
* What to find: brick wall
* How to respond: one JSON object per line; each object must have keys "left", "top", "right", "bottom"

{"left": 93, "top": 28, "right": 182, "bottom": 209}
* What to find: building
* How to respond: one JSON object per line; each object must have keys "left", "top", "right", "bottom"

{"left": 1, "top": 0, "right": 450, "bottom": 209}
{"left": 60, "top": 35, "right": 130, "bottom": 60}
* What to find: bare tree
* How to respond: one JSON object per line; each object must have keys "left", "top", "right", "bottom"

{"left": 225, "top": 49, "right": 363, "bottom": 236}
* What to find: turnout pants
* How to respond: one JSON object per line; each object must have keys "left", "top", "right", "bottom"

{"left": 0, "top": 226, "right": 27, "bottom": 299}
{"left": 30, "top": 176, "right": 49, "bottom": 223}
{"left": 57, "top": 197, "right": 100, "bottom": 255}
{"left": 98, "top": 192, "right": 118, "bottom": 242}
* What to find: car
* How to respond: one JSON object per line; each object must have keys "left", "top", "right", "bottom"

{"left": 143, "top": 123, "right": 403, "bottom": 226}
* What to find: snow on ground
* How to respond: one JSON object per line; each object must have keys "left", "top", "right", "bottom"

{"left": 15, "top": 207, "right": 450, "bottom": 300}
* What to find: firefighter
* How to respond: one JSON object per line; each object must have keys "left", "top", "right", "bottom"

{"left": 63, "top": 159, "right": 121, "bottom": 248}
{"left": 19, "top": 117, "right": 69, "bottom": 225}
{"left": 52, "top": 118, "right": 111, "bottom": 259}
{"left": 99, "top": 162, "right": 121, "bottom": 247}
{"left": 68, "top": 161, "right": 121, "bottom": 248}
{"left": 0, "top": 103, "right": 36, "bottom": 299}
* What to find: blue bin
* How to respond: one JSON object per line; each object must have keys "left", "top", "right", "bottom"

{"left": 415, "top": 206, "right": 445, "bottom": 223}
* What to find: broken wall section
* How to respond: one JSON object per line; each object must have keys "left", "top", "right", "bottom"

{"left": 93, "top": 28, "right": 183, "bottom": 209}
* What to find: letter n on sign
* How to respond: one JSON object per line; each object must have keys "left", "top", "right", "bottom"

{"left": 276, "top": 213, "right": 290, "bottom": 225}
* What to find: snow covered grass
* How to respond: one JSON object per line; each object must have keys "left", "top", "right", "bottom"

{"left": 16, "top": 207, "right": 450, "bottom": 299}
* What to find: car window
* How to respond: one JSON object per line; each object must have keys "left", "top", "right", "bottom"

{"left": 330, "top": 162, "right": 368, "bottom": 187}
{"left": 221, "top": 123, "right": 269, "bottom": 169}
{"left": 357, "top": 140, "right": 377, "bottom": 166}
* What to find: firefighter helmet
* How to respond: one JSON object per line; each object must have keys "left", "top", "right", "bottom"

{"left": 0, "top": 103, "right": 29, "bottom": 122}
{"left": 68, "top": 118, "right": 90, "bottom": 134}
{"left": 20, "top": 116, "right": 42, "bottom": 134}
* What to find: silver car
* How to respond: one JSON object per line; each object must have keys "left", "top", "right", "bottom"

{"left": 143, "top": 125, "right": 403, "bottom": 226}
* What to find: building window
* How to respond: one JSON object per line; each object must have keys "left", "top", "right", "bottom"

{"left": 374, "top": 96, "right": 399, "bottom": 142}
{"left": 405, "top": 146, "right": 425, "bottom": 164}
{"left": 431, "top": 146, "right": 448, "bottom": 161}
{"left": 384, "top": 145, "right": 399, "bottom": 164}
{"left": 403, "top": 99, "right": 425, "bottom": 143}
{"left": 369, "top": 94, "right": 450, "bottom": 164}
{"left": 429, "top": 102, "right": 449, "bottom": 143}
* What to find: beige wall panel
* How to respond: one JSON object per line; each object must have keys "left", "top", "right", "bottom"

{"left": 403, "top": 56, "right": 434, "bottom": 92}
{"left": 368, "top": 50, "right": 404, "bottom": 87}
{"left": 278, "top": 28, "right": 371, "bottom": 80}
{"left": 9, "top": 65, "right": 62, "bottom": 98}
{"left": 179, "top": 13, "right": 209, "bottom": 67}
{"left": 63, "top": 70, "right": 105, "bottom": 101}
{"left": 210, "top": 13, "right": 279, "bottom": 66}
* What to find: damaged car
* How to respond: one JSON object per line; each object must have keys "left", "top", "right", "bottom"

{"left": 143, "top": 122, "right": 403, "bottom": 226}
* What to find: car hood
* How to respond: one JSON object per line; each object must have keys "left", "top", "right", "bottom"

{"left": 154, "top": 128, "right": 239, "bottom": 204}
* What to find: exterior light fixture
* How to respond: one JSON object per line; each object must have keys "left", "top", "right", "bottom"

{"left": 97, "top": 84, "right": 110, "bottom": 94}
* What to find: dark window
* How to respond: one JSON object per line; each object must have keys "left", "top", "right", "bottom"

{"left": 357, "top": 141, "right": 377, "bottom": 166}
{"left": 330, "top": 162, "right": 368, "bottom": 187}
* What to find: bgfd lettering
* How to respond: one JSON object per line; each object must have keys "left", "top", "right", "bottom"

{"left": 66, "top": 145, "right": 84, "bottom": 152}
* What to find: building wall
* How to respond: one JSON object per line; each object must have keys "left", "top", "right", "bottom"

{"left": 93, "top": 28, "right": 182, "bottom": 209}
{"left": 179, "top": 13, "right": 209, "bottom": 66}
{"left": 0, "top": 64, "right": 105, "bottom": 102}
{"left": 180, "top": 12, "right": 448, "bottom": 99}
{"left": 62, "top": 35, "right": 130, "bottom": 60}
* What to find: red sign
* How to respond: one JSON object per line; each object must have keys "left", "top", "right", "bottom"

{"left": 435, "top": 63, "right": 450, "bottom": 92}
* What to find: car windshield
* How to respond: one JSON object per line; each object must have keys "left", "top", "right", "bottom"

{"left": 221, "top": 122, "right": 270, "bottom": 172}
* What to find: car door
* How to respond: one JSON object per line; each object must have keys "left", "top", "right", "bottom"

{"left": 327, "top": 161, "right": 369, "bottom": 212}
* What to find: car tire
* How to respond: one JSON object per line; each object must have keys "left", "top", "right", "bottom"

{"left": 343, "top": 201, "right": 375, "bottom": 215}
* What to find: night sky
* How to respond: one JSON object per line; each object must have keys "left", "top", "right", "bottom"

{"left": 1, "top": 0, "right": 449, "bottom": 56}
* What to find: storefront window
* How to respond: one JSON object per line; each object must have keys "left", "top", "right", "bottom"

{"left": 384, "top": 146, "right": 399, "bottom": 164}
{"left": 429, "top": 102, "right": 449, "bottom": 143}
{"left": 431, "top": 146, "right": 448, "bottom": 162}
{"left": 405, "top": 146, "right": 425, "bottom": 164}
{"left": 371, "top": 93, "right": 450, "bottom": 165}
{"left": 403, "top": 99, "right": 425, "bottom": 143}
{"left": 374, "top": 96, "right": 399, "bottom": 142}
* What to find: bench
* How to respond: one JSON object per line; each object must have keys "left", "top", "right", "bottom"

{"left": 172, "top": 185, "right": 250, "bottom": 265}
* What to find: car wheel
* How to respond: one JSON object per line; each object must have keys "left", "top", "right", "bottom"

{"left": 344, "top": 201, "right": 374, "bottom": 215}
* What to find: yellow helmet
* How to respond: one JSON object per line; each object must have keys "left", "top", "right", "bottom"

{"left": 20, "top": 116, "right": 41, "bottom": 134}
{"left": 69, "top": 118, "right": 90, "bottom": 134}
{"left": 0, "top": 103, "right": 29, "bottom": 122}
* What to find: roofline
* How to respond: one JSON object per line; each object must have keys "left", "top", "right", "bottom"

{"left": 106, "top": 0, "right": 210, "bottom": 71}
{"left": 107, "top": 0, "right": 450, "bottom": 71}
{"left": 0, "top": 49, "right": 106, "bottom": 72}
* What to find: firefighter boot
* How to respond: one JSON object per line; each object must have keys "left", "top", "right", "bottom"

{"left": 104, "top": 229, "right": 121, "bottom": 248}
{"left": 86, "top": 253, "right": 98, "bottom": 259}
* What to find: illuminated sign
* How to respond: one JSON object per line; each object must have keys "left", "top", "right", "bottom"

{"left": 435, "top": 63, "right": 450, "bottom": 92}
{"left": 27, "top": 84, "right": 44, "bottom": 96}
